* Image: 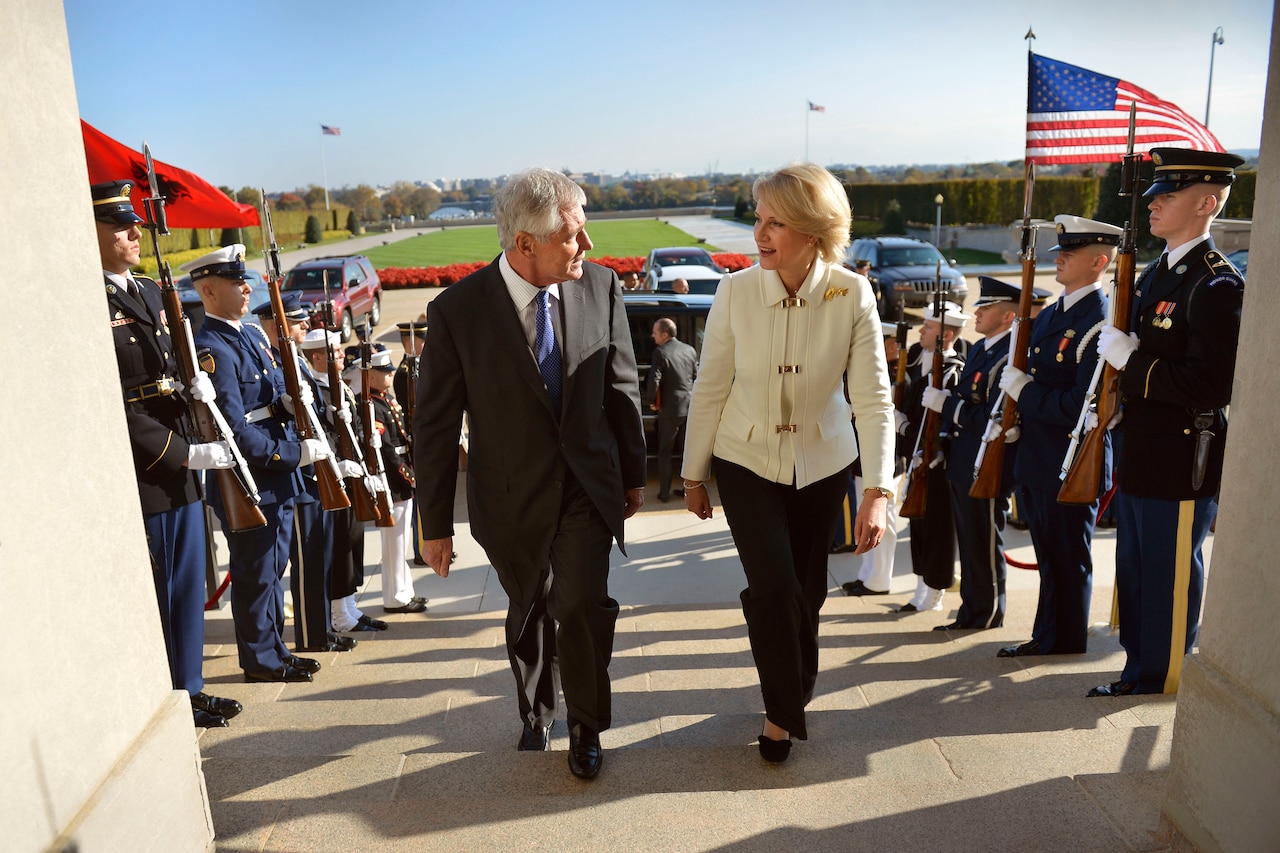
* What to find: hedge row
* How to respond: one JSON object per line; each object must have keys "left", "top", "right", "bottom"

{"left": 377, "top": 253, "right": 756, "bottom": 289}
{"left": 846, "top": 177, "right": 1101, "bottom": 225}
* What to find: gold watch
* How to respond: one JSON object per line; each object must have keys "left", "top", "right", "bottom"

{"left": 864, "top": 486, "right": 893, "bottom": 500}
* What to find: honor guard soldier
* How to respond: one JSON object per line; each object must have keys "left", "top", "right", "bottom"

{"left": 997, "top": 215, "right": 1121, "bottom": 658}
{"left": 1090, "top": 149, "right": 1246, "bottom": 697}
{"left": 364, "top": 343, "right": 428, "bottom": 613}
{"left": 394, "top": 320, "right": 429, "bottom": 565}
{"left": 188, "top": 245, "right": 327, "bottom": 683}
{"left": 94, "top": 180, "right": 243, "bottom": 728}
{"left": 254, "top": 294, "right": 359, "bottom": 654}
{"left": 898, "top": 301, "right": 968, "bottom": 613}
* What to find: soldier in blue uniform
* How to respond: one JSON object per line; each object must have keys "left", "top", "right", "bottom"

{"left": 927, "top": 276, "right": 1031, "bottom": 630}
{"left": 94, "top": 181, "right": 243, "bottom": 728}
{"left": 187, "top": 245, "right": 328, "bottom": 683}
{"left": 1090, "top": 149, "right": 1246, "bottom": 697}
{"left": 254, "top": 295, "right": 360, "bottom": 654}
{"left": 996, "top": 216, "right": 1120, "bottom": 658}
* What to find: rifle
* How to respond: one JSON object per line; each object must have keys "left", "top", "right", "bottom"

{"left": 892, "top": 319, "right": 909, "bottom": 409}
{"left": 259, "top": 190, "right": 350, "bottom": 511}
{"left": 899, "top": 269, "right": 947, "bottom": 519}
{"left": 1058, "top": 104, "right": 1141, "bottom": 505}
{"left": 360, "top": 320, "right": 396, "bottom": 527}
{"left": 141, "top": 144, "right": 265, "bottom": 532}
{"left": 970, "top": 161, "right": 1037, "bottom": 500}
{"left": 320, "top": 270, "right": 382, "bottom": 523}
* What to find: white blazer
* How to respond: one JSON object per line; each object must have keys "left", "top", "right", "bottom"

{"left": 681, "top": 259, "right": 895, "bottom": 492}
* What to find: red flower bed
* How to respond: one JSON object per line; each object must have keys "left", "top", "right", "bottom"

{"left": 377, "top": 252, "right": 754, "bottom": 290}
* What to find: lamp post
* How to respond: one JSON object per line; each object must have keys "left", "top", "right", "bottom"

{"left": 1206, "top": 27, "right": 1224, "bottom": 126}
{"left": 934, "top": 194, "right": 944, "bottom": 248}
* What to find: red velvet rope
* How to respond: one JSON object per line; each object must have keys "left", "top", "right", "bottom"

{"left": 204, "top": 572, "right": 231, "bottom": 610}
{"left": 1007, "top": 483, "right": 1117, "bottom": 571}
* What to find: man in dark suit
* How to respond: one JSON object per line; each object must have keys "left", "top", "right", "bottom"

{"left": 647, "top": 317, "right": 698, "bottom": 502}
{"left": 1090, "top": 149, "right": 1245, "bottom": 697}
{"left": 413, "top": 167, "right": 646, "bottom": 780}
{"left": 94, "top": 180, "right": 243, "bottom": 728}
{"left": 997, "top": 215, "right": 1119, "bottom": 658}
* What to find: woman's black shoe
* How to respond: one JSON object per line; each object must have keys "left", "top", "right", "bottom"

{"left": 757, "top": 734, "right": 792, "bottom": 763}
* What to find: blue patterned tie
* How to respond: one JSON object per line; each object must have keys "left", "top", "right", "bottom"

{"left": 535, "top": 288, "right": 562, "bottom": 411}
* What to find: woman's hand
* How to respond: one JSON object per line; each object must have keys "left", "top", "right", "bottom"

{"left": 684, "top": 481, "right": 714, "bottom": 519}
{"left": 852, "top": 490, "right": 888, "bottom": 555}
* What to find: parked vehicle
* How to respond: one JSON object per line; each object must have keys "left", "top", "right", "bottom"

{"left": 623, "top": 291, "right": 713, "bottom": 457}
{"left": 846, "top": 236, "right": 967, "bottom": 320}
{"left": 174, "top": 269, "right": 269, "bottom": 332}
{"left": 642, "top": 246, "right": 726, "bottom": 294}
{"left": 1226, "top": 248, "right": 1249, "bottom": 278}
{"left": 280, "top": 255, "right": 383, "bottom": 342}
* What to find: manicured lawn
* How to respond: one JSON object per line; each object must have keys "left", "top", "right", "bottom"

{"left": 362, "top": 219, "right": 721, "bottom": 268}
{"left": 949, "top": 247, "right": 1005, "bottom": 265}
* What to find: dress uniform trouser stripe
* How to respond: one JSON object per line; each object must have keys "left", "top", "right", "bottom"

{"left": 292, "top": 510, "right": 315, "bottom": 649}
{"left": 1164, "top": 500, "right": 1195, "bottom": 693}
{"left": 981, "top": 498, "right": 999, "bottom": 629}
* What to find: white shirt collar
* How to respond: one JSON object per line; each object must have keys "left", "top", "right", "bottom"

{"left": 983, "top": 328, "right": 1012, "bottom": 348}
{"left": 1062, "top": 281, "right": 1102, "bottom": 312}
{"left": 499, "top": 252, "right": 560, "bottom": 309}
{"left": 207, "top": 312, "right": 244, "bottom": 331}
{"left": 1165, "top": 235, "right": 1210, "bottom": 268}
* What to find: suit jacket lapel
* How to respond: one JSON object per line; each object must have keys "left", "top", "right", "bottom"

{"left": 479, "top": 263, "right": 559, "bottom": 417}
{"left": 104, "top": 276, "right": 151, "bottom": 324}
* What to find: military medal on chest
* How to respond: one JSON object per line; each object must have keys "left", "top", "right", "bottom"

{"left": 1056, "top": 331, "right": 1074, "bottom": 363}
{"left": 1153, "top": 301, "right": 1176, "bottom": 330}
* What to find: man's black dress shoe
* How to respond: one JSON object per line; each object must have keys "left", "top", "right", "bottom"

{"left": 327, "top": 633, "right": 358, "bottom": 651}
{"left": 297, "top": 638, "right": 353, "bottom": 653}
{"left": 1087, "top": 680, "right": 1137, "bottom": 697}
{"left": 243, "top": 664, "right": 313, "bottom": 683}
{"left": 897, "top": 603, "right": 918, "bottom": 612}
{"left": 518, "top": 722, "right": 552, "bottom": 751}
{"left": 757, "top": 734, "right": 792, "bottom": 763}
{"left": 997, "top": 640, "right": 1042, "bottom": 658}
{"left": 411, "top": 596, "right": 429, "bottom": 606}
{"left": 344, "top": 621, "right": 379, "bottom": 632}
{"left": 358, "top": 615, "right": 389, "bottom": 631}
{"left": 567, "top": 722, "right": 602, "bottom": 779}
{"left": 193, "top": 709, "right": 228, "bottom": 728}
{"left": 842, "top": 580, "right": 889, "bottom": 596}
{"left": 286, "top": 655, "right": 322, "bottom": 673}
{"left": 191, "top": 692, "right": 242, "bottom": 720}
{"left": 384, "top": 600, "right": 427, "bottom": 614}
{"left": 933, "top": 621, "right": 974, "bottom": 631}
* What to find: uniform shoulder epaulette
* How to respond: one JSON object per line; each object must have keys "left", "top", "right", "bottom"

{"left": 1204, "top": 251, "right": 1244, "bottom": 289}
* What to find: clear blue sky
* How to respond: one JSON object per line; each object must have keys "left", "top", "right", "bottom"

{"left": 63, "top": 0, "right": 1273, "bottom": 191}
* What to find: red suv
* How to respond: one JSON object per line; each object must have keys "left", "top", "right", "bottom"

{"left": 281, "top": 255, "right": 383, "bottom": 341}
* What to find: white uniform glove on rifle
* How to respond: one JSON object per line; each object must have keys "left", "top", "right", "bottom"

{"left": 187, "top": 441, "right": 235, "bottom": 470}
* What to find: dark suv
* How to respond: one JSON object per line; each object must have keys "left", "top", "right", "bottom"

{"left": 623, "top": 291, "right": 713, "bottom": 457}
{"left": 281, "top": 255, "right": 383, "bottom": 341}
{"left": 846, "top": 236, "right": 967, "bottom": 320}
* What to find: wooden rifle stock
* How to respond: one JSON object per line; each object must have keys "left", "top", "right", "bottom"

{"left": 971, "top": 161, "right": 1037, "bottom": 500}
{"left": 328, "top": 357, "right": 383, "bottom": 523}
{"left": 900, "top": 289, "right": 947, "bottom": 519}
{"left": 361, "top": 335, "right": 396, "bottom": 527}
{"left": 1058, "top": 114, "right": 1141, "bottom": 506}
{"left": 892, "top": 321, "right": 909, "bottom": 409}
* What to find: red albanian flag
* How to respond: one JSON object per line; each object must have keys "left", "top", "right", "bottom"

{"left": 81, "top": 120, "right": 259, "bottom": 228}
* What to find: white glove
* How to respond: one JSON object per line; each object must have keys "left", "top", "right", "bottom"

{"left": 370, "top": 428, "right": 383, "bottom": 450}
{"left": 1004, "top": 425, "right": 1021, "bottom": 444}
{"left": 337, "top": 459, "right": 363, "bottom": 478}
{"left": 281, "top": 382, "right": 316, "bottom": 417}
{"left": 1089, "top": 409, "right": 1123, "bottom": 431}
{"left": 299, "top": 438, "right": 332, "bottom": 466}
{"left": 365, "top": 474, "right": 389, "bottom": 494}
{"left": 922, "top": 386, "right": 951, "bottom": 413}
{"left": 179, "top": 371, "right": 217, "bottom": 404}
{"left": 998, "top": 366, "right": 1032, "bottom": 402}
{"left": 894, "top": 410, "right": 910, "bottom": 435}
{"left": 187, "top": 441, "right": 235, "bottom": 470}
{"left": 329, "top": 402, "right": 352, "bottom": 424}
{"left": 1098, "top": 325, "right": 1139, "bottom": 371}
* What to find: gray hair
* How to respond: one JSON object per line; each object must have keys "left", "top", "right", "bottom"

{"left": 494, "top": 168, "right": 587, "bottom": 251}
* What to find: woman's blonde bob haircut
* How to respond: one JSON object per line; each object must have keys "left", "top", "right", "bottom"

{"left": 752, "top": 163, "right": 852, "bottom": 265}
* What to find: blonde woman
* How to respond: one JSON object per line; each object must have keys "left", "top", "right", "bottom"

{"left": 683, "top": 163, "right": 894, "bottom": 762}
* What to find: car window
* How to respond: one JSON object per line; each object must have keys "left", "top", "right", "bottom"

{"left": 346, "top": 262, "right": 366, "bottom": 287}
{"left": 282, "top": 267, "right": 336, "bottom": 291}
{"left": 880, "top": 246, "right": 945, "bottom": 266}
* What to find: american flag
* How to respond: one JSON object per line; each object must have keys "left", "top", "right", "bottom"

{"left": 321, "top": 125, "right": 342, "bottom": 136}
{"left": 1026, "top": 53, "right": 1224, "bottom": 165}
{"left": 808, "top": 101, "right": 825, "bottom": 113}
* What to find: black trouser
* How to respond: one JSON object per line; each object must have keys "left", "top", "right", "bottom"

{"left": 328, "top": 506, "right": 365, "bottom": 600}
{"left": 1022, "top": 483, "right": 1096, "bottom": 654}
{"left": 491, "top": 470, "right": 618, "bottom": 733}
{"left": 713, "top": 457, "right": 848, "bottom": 741}
{"left": 908, "top": 464, "right": 956, "bottom": 590}
{"left": 948, "top": 481, "right": 1011, "bottom": 629}
{"left": 290, "top": 495, "right": 334, "bottom": 649}
{"left": 656, "top": 415, "right": 687, "bottom": 499}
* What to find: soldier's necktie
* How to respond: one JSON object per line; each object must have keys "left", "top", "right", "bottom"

{"left": 535, "top": 288, "right": 562, "bottom": 411}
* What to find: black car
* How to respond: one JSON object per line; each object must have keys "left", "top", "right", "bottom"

{"left": 846, "top": 235, "right": 968, "bottom": 320}
{"left": 623, "top": 292, "right": 713, "bottom": 457}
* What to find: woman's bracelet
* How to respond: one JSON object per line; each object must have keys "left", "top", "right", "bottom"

{"left": 683, "top": 481, "right": 706, "bottom": 491}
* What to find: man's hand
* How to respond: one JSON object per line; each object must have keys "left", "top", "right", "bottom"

{"left": 330, "top": 402, "right": 353, "bottom": 424}
{"left": 187, "top": 441, "right": 235, "bottom": 470}
{"left": 998, "top": 366, "right": 1032, "bottom": 402}
{"left": 179, "top": 370, "right": 217, "bottom": 404}
{"left": 921, "top": 386, "right": 951, "bottom": 413}
{"left": 1098, "top": 324, "right": 1139, "bottom": 371}
{"left": 299, "top": 438, "right": 332, "bottom": 466}
{"left": 425, "top": 536, "right": 453, "bottom": 578}
{"left": 336, "top": 459, "right": 363, "bottom": 478}
{"left": 282, "top": 382, "right": 316, "bottom": 417}
{"left": 624, "top": 487, "right": 645, "bottom": 519}
{"left": 894, "top": 409, "right": 910, "bottom": 435}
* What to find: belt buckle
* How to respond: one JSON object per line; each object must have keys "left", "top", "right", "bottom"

{"left": 155, "top": 376, "right": 176, "bottom": 397}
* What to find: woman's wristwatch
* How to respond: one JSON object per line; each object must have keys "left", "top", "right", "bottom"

{"left": 863, "top": 486, "right": 893, "bottom": 500}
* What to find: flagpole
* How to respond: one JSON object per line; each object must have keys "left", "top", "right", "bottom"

{"left": 805, "top": 101, "right": 810, "bottom": 161}
{"left": 319, "top": 125, "right": 331, "bottom": 210}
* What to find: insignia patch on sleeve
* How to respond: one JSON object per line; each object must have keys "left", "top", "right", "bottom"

{"left": 199, "top": 351, "right": 216, "bottom": 374}
{"left": 1207, "top": 274, "right": 1243, "bottom": 290}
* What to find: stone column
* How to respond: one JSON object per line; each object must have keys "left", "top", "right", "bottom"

{"left": 0, "top": 2, "right": 214, "bottom": 850}
{"left": 1164, "top": 8, "right": 1280, "bottom": 851}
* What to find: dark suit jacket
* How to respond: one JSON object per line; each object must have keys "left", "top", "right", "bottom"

{"left": 105, "top": 274, "right": 201, "bottom": 514}
{"left": 1119, "top": 238, "right": 1242, "bottom": 499}
{"left": 646, "top": 337, "right": 697, "bottom": 419}
{"left": 413, "top": 258, "right": 646, "bottom": 561}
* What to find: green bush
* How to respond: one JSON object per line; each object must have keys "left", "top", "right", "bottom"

{"left": 346, "top": 210, "right": 361, "bottom": 235}
{"left": 881, "top": 200, "right": 906, "bottom": 235}
{"left": 304, "top": 215, "right": 324, "bottom": 244}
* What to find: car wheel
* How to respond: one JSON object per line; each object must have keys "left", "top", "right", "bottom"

{"left": 369, "top": 295, "right": 381, "bottom": 326}
{"left": 340, "top": 309, "right": 354, "bottom": 343}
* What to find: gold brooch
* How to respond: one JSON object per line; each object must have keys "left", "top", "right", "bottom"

{"left": 823, "top": 286, "right": 849, "bottom": 301}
